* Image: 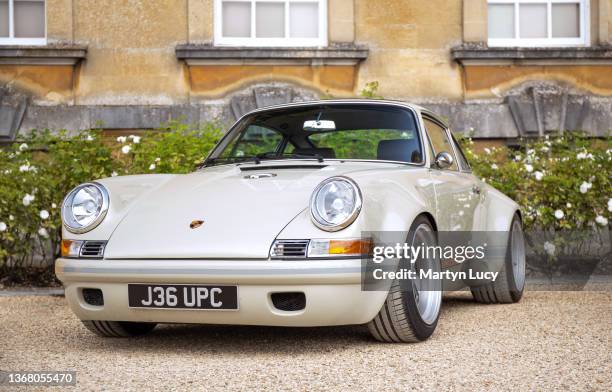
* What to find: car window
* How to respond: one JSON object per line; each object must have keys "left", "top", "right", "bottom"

{"left": 309, "top": 129, "right": 421, "bottom": 162}
{"left": 219, "top": 125, "right": 284, "bottom": 159}
{"left": 451, "top": 133, "right": 471, "bottom": 172}
{"left": 423, "top": 117, "right": 458, "bottom": 171}
{"left": 208, "top": 104, "right": 424, "bottom": 166}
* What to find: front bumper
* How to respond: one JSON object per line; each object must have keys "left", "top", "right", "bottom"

{"left": 55, "top": 258, "right": 387, "bottom": 327}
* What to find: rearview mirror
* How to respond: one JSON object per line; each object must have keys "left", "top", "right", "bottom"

{"left": 303, "top": 120, "right": 336, "bottom": 131}
{"left": 435, "top": 151, "right": 454, "bottom": 169}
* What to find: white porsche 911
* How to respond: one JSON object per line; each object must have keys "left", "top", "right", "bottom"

{"left": 55, "top": 100, "right": 525, "bottom": 343}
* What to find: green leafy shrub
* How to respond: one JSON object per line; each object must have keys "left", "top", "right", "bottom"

{"left": 0, "top": 122, "right": 223, "bottom": 284}
{"left": 459, "top": 133, "right": 611, "bottom": 267}
{"left": 458, "top": 133, "right": 610, "bottom": 231}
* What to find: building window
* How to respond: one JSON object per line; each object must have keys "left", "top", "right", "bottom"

{"left": 0, "top": 0, "right": 46, "bottom": 45}
{"left": 214, "top": 0, "right": 327, "bottom": 47}
{"left": 488, "top": 0, "right": 588, "bottom": 47}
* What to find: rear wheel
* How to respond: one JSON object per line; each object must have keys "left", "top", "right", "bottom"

{"left": 471, "top": 213, "right": 525, "bottom": 304}
{"left": 367, "top": 216, "right": 442, "bottom": 343}
{"left": 81, "top": 320, "right": 157, "bottom": 337}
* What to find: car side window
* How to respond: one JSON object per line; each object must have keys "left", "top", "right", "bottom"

{"left": 423, "top": 117, "right": 458, "bottom": 171}
{"left": 450, "top": 133, "right": 471, "bottom": 172}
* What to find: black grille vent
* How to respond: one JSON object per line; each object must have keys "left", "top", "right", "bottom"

{"left": 82, "top": 288, "right": 104, "bottom": 306}
{"left": 80, "top": 241, "right": 106, "bottom": 258}
{"left": 271, "top": 292, "right": 306, "bottom": 311}
{"left": 270, "top": 240, "right": 309, "bottom": 258}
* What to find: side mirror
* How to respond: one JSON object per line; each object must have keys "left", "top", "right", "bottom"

{"left": 435, "top": 151, "right": 454, "bottom": 169}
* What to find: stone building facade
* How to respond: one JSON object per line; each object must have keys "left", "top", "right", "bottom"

{"left": 0, "top": 0, "right": 611, "bottom": 141}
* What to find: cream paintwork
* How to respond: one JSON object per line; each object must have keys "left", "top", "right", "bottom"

{"left": 56, "top": 100, "right": 520, "bottom": 327}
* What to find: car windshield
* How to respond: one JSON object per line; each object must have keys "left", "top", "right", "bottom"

{"left": 205, "top": 103, "right": 423, "bottom": 166}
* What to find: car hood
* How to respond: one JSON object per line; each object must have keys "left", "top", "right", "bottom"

{"left": 104, "top": 161, "right": 395, "bottom": 259}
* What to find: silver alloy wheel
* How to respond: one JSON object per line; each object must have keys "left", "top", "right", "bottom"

{"left": 410, "top": 223, "right": 442, "bottom": 325}
{"left": 511, "top": 219, "right": 526, "bottom": 292}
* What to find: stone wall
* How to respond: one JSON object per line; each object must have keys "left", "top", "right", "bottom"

{"left": 0, "top": 0, "right": 611, "bottom": 140}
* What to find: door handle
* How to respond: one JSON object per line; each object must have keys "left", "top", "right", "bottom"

{"left": 472, "top": 185, "right": 481, "bottom": 194}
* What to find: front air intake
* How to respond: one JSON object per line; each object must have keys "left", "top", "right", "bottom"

{"left": 270, "top": 240, "right": 309, "bottom": 258}
{"left": 80, "top": 241, "right": 106, "bottom": 258}
{"left": 82, "top": 288, "right": 104, "bottom": 306}
{"left": 271, "top": 292, "right": 306, "bottom": 311}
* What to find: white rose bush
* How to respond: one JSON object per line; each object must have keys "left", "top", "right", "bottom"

{"left": 459, "top": 132, "right": 611, "bottom": 271}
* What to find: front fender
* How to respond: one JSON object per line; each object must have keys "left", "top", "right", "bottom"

{"left": 62, "top": 174, "right": 178, "bottom": 241}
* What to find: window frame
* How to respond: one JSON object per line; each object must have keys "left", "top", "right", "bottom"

{"left": 213, "top": 0, "right": 327, "bottom": 47}
{"left": 0, "top": 0, "right": 47, "bottom": 45}
{"left": 423, "top": 115, "right": 460, "bottom": 172}
{"left": 487, "top": 0, "right": 589, "bottom": 47}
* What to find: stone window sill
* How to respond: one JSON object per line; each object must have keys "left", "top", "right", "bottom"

{"left": 0, "top": 44, "right": 87, "bottom": 65}
{"left": 451, "top": 45, "right": 612, "bottom": 65}
{"left": 175, "top": 44, "right": 369, "bottom": 65}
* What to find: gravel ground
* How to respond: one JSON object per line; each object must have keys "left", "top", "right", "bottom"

{"left": 1, "top": 290, "right": 610, "bottom": 391}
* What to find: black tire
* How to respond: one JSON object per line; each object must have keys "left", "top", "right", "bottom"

{"left": 471, "top": 213, "right": 525, "bottom": 304}
{"left": 367, "top": 215, "right": 442, "bottom": 343}
{"left": 81, "top": 320, "right": 157, "bottom": 337}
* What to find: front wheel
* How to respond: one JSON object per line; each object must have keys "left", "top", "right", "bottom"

{"left": 471, "top": 213, "right": 525, "bottom": 304}
{"left": 367, "top": 216, "right": 442, "bottom": 343}
{"left": 81, "top": 320, "right": 157, "bottom": 337}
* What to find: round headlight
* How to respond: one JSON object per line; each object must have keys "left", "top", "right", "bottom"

{"left": 310, "top": 177, "right": 362, "bottom": 231}
{"left": 61, "top": 183, "right": 109, "bottom": 233}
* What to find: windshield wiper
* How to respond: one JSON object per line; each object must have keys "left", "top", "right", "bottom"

{"left": 199, "top": 151, "right": 324, "bottom": 169}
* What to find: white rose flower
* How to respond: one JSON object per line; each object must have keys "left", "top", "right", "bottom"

{"left": 128, "top": 134, "right": 136, "bottom": 140}
{"left": 121, "top": 145, "right": 132, "bottom": 154}
{"left": 9, "top": 215, "right": 14, "bottom": 221}
{"left": 524, "top": 164, "right": 534, "bottom": 173}
{"left": 543, "top": 241, "right": 556, "bottom": 256}
{"left": 484, "top": 148, "right": 491, "bottom": 155}
{"left": 39, "top": 210, "right": 49, "bottom": 220}
{"left": 566, "top": 202, "right": 572, "bottom": 208}
{"left": 534, "top": 171, "right": 543, "bottom": 181}
{"left": 38, "top": 227, "right": 49, "bottom": 238}
{"left": 608, "top": 198, "right": 612, "bottom": 212}
{"left": 19, "top": 164, "right": 30, "bottom": 172}
{"left": 116, "top": 136, "right": 127, "bottom": 143}
{"left": 491, "top": 163, "right": 498, "bottom": 170}
{"left": 579, "top": 181, "right": 591, "bottom": 194}
{"left": 149, "top": 164, "right": 156, "bottom": 170}
{"left": 514, "top": 155, "right": 521, "bottom": 162}
{"left": 595, "top": 215, "right": 608, "bottom": 226}
{"left": 576, "top": 152, "right": 587, "bottom": 160}
{"left": 22, "top": 193, "right": 35, "bottom": 206}
{"left": 52, "top": 203, "right": 57, "bottom": 209}
{"left": 132, "top": 136, "right": 141, "bottom": 144}
{"left": 554, "top": 209, "right": 564, "bottom": 220}
{"left": 19, "top": 143, "right": 28, "bottom": 151}
{"left": 155, "top": 157, "right": 161, "bottom": 163}
{"left": 0, "top": 222, "right": 6, "bottom": 232}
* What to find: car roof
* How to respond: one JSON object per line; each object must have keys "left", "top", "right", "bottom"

{"left": 241, "top": 99, "right": 449, "bottom": 128}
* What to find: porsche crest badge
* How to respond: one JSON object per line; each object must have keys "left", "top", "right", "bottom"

{"left": 189, "top": 220, "right": 205, "bottom": 229}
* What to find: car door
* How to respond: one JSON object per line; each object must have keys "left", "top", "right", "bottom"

{"left": 423, "top": 116, "right": 479, "bottom": 231}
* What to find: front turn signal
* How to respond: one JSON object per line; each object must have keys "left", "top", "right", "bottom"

{"left": 308, "top": 238, "right": 373, "bottom": 258}
{"left": 61, "top": 239, "right": 83, "bottom": 258}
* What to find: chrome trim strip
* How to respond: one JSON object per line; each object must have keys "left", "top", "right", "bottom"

{"left": 62, "top": 266, "right": 362, "bottom": 275}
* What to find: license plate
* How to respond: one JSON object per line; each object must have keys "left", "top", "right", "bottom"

{"left": 128, "top": 284, "right": 238, "bottom": 310}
